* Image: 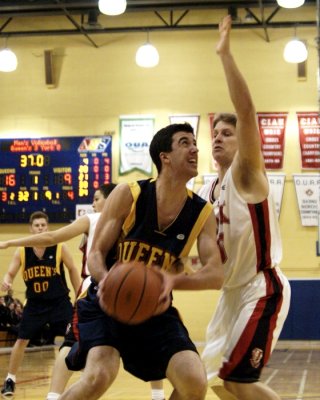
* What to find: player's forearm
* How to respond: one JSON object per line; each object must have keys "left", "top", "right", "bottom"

{"left": 0, "top": 233, "right": 56, "bottom": 248}
{"left": 1, "top": 273, "right": 14, "bottom": 291}
{"left": 172, "top": 264, "right": 223, "bottom": 290}
{"left": 87, "top": 250, "right": 108, "bottom": 283}
{"left": 219, "top": 52, "right": 255, "bottom": 118}
{"left": 69, "top": 269, "right": 81, "bottom": 295}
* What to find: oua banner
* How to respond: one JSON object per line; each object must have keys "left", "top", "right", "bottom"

{"left": 119, "top": 115, "right": 154, "bottom": 175}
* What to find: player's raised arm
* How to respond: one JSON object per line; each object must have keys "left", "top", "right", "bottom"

{"left": 217, "top": 15, "right": 267, "bottom": 198}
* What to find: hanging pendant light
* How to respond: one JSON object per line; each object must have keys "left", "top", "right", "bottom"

{"left": 135, "top": 32, "right": 159, "bottom": 68}
{"left": 98, "top": 0, "right": 127, "bottom": 16}
{"left": 277, "top": 0, "right": 305, "bottom": 8}
{"left": 283, "top": 38, "right": 308, "bottom": 63}
{"left": 0, "top": 47, "right": 18, "bottom": 72}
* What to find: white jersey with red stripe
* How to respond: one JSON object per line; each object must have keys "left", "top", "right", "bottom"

{"left": 198, "top": 168, "right": 290, "bottom": 384}
{"left": 78, "top": 213, "right": 101, "bottom": 278}
{"left": 198, "top": 168, "right": 282, "bottom": 289}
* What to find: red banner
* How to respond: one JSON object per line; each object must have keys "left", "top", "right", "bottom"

{"left": 208, "top": 113, "right": 215, "bottom": 137}
{"left": 296, "top": 112, "right": 320, "bottom": 169}
{"left": 257, "top": 112, "right": 288, "bottom": 170}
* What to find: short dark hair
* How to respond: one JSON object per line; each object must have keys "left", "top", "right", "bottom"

{"left": 98, "top": 183, "right": 117, "bottom": 198}
{"left": 149, "top": 123, "right": 194, "bottom": 173}
{"left": 29, "top": 211, "right": 49, "bottom": 224}
{"left": 213, "top": 113, "right": 237, "bottom": 129}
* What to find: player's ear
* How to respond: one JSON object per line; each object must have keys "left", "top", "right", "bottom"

{"left": 159, "top": 152, "right": 169, "bottom": 164}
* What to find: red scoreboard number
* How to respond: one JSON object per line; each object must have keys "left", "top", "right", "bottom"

{"left": 0, "top": 136, "right": 112, "bottom": 223}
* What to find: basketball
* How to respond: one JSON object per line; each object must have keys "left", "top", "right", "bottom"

{"left": 98, "top": 261, "right": 163, "bottom": 324}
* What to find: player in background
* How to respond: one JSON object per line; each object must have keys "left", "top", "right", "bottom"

{"left": 0, "top": 211, "right": 81, "bottom": 397}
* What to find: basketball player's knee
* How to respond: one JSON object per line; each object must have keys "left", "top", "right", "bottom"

{"left": 184, "top": 373, "right": 207, "bottom": 399}
{"left": 82, "top": 369, "right": 110, "bottom": 395}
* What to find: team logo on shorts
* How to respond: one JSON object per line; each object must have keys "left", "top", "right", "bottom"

{"left": 250, "top": 348, "right": 263, "bottom": 368}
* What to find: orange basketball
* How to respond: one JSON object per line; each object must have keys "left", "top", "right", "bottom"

{"left": 98, "top": 261, "right": 163, "bottom": 324}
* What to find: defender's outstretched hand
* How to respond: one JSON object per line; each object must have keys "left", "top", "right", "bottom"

{"left": 216, "top": 14, "right": 232, "bottom": 56}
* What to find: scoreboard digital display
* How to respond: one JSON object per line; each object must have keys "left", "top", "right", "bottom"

{"left": 0, "top": 136, "right": 112, "bottom": 223}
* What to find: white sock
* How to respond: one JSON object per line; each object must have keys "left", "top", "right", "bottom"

{"left": 151, "top": 388, "right": 165, "bottom": 400}
{"left": 46, "top": 392, "right": 61, "bottom": 400}
{"left": 6, "top": 374, "right": 16, "bottom": 383}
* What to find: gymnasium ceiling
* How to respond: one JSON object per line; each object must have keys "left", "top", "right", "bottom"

{"left": 0, "top": 0, "right": 317, "bottom": 46}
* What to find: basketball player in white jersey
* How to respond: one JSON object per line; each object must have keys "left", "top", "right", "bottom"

{"left": 198, "top": 15, "right": 290, "bottom": 400}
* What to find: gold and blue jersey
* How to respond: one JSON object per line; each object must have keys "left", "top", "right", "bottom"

{"left": 21, "top": 244, "right": 69, "bottom": 300}
{"left": 118, "top": 179, "right": 213, "bottom": 271}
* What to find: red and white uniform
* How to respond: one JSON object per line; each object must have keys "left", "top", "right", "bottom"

{"left": 198, "top": 169, "right": 291, "bottom": 384}
{"left": 78, "top": 212, "right": 101, "bottom": 293}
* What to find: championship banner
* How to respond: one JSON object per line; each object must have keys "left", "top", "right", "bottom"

{"left": 293, "top": 173, "right": 320, "bottom": 227}
{"left": 257, "top": 112, "right": 288, "bottom": 170}
{"left": 296, "top": 112, "right": 320, "bottom": 169}
{"left": 267, "top": 173, "right": 286, "bottom": 218}
{"left": 119, "top": 116, "right": 154, "bottom": 175}
{"left": 169, "top": 114, "right": 200, "bottom": 137}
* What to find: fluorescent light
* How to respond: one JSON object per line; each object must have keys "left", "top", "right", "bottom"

{"left": 98, "top": 0, "right": 127, "bottom": 16}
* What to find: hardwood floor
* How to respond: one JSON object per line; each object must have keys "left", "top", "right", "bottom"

{"left": 0, "top": 341, "right": 319, "bottom": 399}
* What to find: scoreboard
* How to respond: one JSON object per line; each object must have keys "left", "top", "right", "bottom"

{"left": 0, "top": 136, "right": 112, "bottom": 223}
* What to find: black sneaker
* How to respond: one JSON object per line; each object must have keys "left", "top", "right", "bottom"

{"left": 1, "top": 378, "right": 15, "bottom": 397}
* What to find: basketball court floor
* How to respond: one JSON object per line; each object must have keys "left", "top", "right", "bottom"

{"left": 0, "top": 340, "right": 319, "bottom": 399}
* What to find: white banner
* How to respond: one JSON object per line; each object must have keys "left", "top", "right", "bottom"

{"left": 119, "top": 116, "right": 154, "bottom": 175}
{"left": 169, "top": 114, "right": 200, "bottom": 137}
{"left": 267, "top": 173, "right": 286, "bottom": 218}
{"left": 293, "top": 173, "right": 320, "bottom": 227}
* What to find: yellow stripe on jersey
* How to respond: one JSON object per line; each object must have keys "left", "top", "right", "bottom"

{"left": 20, "top": 247, "right": 26, "bottom": 277}
{"left": 55, "top": 243, "right": 62, "bottom": 274}
{"left": 122, "top": 181, "right": 141, "bottom": 236}
{"left": 179, "top": 201, "right": 213, "bottom": 258}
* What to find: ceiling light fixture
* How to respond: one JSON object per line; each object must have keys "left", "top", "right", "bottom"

{"left": 98, "top": 0, "right": 127, "bottom": 16}
{"left": 283, "top": 38, "right": 308, "bottom": 63}
{"left": 0, "top": 39, "right": 18, "bottom": 72}
{"left": 135, "top": 33, "right": 159, "bottom": 68}
{"left": 277, "top": 0, "right": 305, "bottom": 8}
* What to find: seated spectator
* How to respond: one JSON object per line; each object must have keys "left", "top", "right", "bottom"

{"left": 4, "top": 289, "right": 14, "bottom": 308}
{"left": 0, "top": 296, "right": 10, "bottom": 330}
{"left": 7, "top": 300, "right": 23, "bottom": 335}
